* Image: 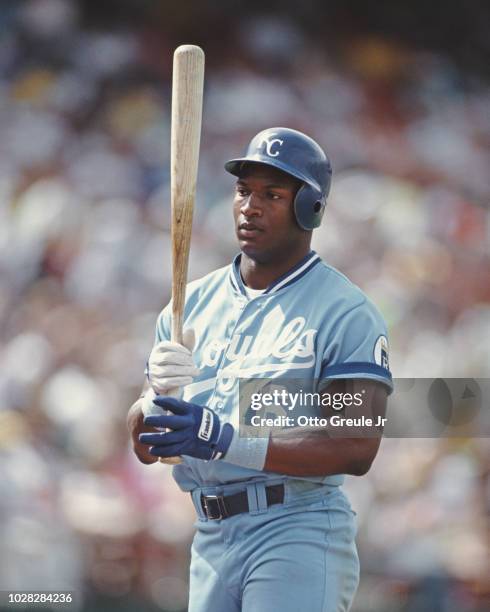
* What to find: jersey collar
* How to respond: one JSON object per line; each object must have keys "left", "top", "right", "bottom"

{"left": 229, "top": 250, "right": 321, "bottom": 296}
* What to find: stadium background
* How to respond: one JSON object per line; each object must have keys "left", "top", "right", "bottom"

{"left": 0, "top": 0, "right": 489, "bottom": 610}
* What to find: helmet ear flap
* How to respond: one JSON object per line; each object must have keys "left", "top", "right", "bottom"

{"left": 294, "top": 184, "right": 326, "bottom": 230}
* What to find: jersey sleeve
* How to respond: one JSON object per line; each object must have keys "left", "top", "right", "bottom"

{"left": 320, "top": 299, "right": 393, "bottom": 393}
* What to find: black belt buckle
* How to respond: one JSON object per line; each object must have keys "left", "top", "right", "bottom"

{"left": 202, "top": 494, "right": 228, "bottom": 520}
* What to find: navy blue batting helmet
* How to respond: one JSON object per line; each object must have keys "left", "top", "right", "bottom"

{"left": 224, "top": 127, "right": 332, "bottom": 230}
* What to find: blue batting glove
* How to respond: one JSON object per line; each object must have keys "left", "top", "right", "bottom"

{"left": 140, "top": 396, "right": 234, "bottom": 461}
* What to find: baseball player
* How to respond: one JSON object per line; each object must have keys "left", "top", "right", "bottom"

{"left": 128, "top": 128, "right": 393, "bottom": 611}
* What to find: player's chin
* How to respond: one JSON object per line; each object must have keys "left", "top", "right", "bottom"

{"left": 237, "top": 236, "right": 264, "bottom": 258}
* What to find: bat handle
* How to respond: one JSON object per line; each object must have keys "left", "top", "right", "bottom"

{"left": 171, "top": 314, "right": 184, "bottom": 346}
{"left": 159, "top": 456, "right": 182, "bottom": 465}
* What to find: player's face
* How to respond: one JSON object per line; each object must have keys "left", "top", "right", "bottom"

{"left": 233, "top": 164, "right": 307, "bottom": 263}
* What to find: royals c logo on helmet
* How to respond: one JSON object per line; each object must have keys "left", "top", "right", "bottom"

{"left": 257, "top": 133, "right": 284, "bottom": 157}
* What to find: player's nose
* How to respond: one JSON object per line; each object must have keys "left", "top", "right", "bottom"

{"left": 240, "top": 192, "right": 263, "bottom": 216}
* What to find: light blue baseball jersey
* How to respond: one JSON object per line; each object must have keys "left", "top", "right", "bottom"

{"left": 152, "top": 250, "right": 392, "bottom": 491}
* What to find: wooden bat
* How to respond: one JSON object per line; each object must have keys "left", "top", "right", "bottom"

{"left": 171, "top": 44, "right": 205, "bottom": 344}
{"left": 160, "top": 45, "right": 205, "bottom": 465}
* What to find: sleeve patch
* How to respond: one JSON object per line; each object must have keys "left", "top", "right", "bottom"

{"left": 374, "top": 335, "right": 389, "bottom": 369}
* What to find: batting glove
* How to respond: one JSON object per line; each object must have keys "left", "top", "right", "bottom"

{"left": 147, "top": 329, "right": 200, "bottom": 395}
{"left": 142, "top": 328, "right": 201, "bottom": 419}
{"left": 139, "top": 396, "right": 234, "bottom": 461}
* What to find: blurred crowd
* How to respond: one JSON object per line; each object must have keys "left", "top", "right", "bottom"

{"left": 0, "top": 1, "right": 489, "bottom": 611}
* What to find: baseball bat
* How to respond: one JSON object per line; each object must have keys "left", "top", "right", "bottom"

{"left": 171, "top": 44, "right": 204, "bottom": 344}
{"left": 160, "top": 45, "right": 205, "bottom": 465}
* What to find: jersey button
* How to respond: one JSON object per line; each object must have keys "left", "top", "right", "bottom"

{"left": 216, "top": 401, "right": 224, "bottom": 409}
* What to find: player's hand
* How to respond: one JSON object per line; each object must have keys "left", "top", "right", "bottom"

{"left": 139, "top": 396, "right": 234, "bottom": 461}
{"left": 127, "top": 401, "right": 159, "bottom": 464}
{"left": 147, "top": 328, "right": 200, "bottom": 395}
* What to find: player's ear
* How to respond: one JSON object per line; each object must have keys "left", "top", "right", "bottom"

{"left": 182, "top": 328, "right": 196, "bottom": 352}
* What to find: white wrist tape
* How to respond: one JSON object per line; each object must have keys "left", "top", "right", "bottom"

{"left": 141, "top": 388, "right": 162, "bottom": 418}
{"left": 141, "top": 385, "right": 184, "bottom": 419}
{"left": 223, "top": 431, "right": 270, "bottom": 471}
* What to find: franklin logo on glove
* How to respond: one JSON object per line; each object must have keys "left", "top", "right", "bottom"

{"left": 198, "top": 408, "right": 213, "bottom": 441}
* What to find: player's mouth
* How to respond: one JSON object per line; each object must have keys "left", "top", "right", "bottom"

{"left": 237, "top": 221, "right": 264, "bottom": 239}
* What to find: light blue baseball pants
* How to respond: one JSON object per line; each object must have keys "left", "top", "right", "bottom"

{"left": 188, "top": 479, "right": 360, "bottom": 612}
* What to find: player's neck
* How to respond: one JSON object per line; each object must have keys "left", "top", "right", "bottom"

{"left": 240, "top": 245, "right": 312, "bottom": 290}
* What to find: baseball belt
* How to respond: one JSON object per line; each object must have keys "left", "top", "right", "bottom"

{"left": 199, "top": 484, "right": 285, "bottom": 520}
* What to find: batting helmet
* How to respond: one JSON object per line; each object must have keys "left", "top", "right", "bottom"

{"left": 225, "top": 127, "right": 332, "bottom": 230}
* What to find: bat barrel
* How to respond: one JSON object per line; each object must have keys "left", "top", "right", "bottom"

{"left": 170, "top": 45, "right": 205, "bottom": 344}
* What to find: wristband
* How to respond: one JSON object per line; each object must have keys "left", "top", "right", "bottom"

{"left": 222, "top": 431, "right": 270, "bottom": 471}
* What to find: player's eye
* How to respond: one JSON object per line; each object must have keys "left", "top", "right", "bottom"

{"left": 267, "top": 192, "right": 282, "bottom": 200}
{"left": 236, "top": 187, "right": 249, "bottom": 197}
